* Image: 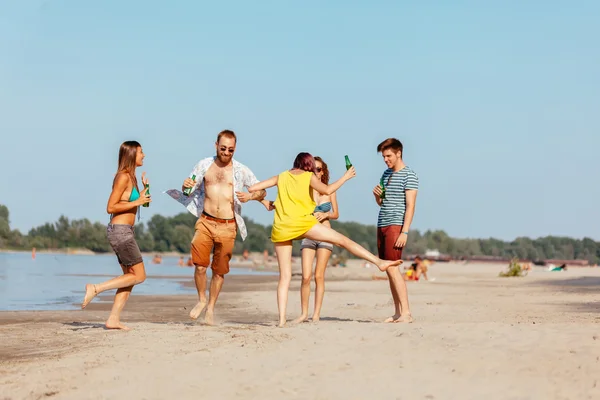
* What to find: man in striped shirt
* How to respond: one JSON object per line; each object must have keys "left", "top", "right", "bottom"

{"left": 372, "top": 138, "right": 418, "bottom": 323}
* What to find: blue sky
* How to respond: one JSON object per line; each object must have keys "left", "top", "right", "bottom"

{"left": 1, "top": 1, "right": 598, "bottom": 241}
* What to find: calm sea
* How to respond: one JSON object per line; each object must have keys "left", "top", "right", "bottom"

{"left": 0, "top": 252, "right": 275, "bottom": 311}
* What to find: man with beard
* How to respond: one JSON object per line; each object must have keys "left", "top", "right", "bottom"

{"left": 166, "top": 130, "right": 270, "bottom": 325}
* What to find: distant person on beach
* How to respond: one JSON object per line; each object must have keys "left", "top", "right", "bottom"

{"left": 81, "top": 140, "right": 151, "bottom": 331}
{"left": 248, "top": 152, "right": 402, "bottom": 327}
{"left": 166, "top": 130, "right": 271, "bottom": 325}
{"left": 294, "top": 156, "right": 339, "bottom": 323}
{"left": 372, "top": 138, "right": 418, "bottom": 323}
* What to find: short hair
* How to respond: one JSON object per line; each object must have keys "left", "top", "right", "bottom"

{"left": 377, "top": 138, "right": 403, "bottom": 154}
{"left": 292, "top": 152, "right": 316, "bottom": 173}
{"left": 216, "top": 130, "right": 237, "bottom": 143}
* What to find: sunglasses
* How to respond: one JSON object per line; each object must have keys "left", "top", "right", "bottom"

{"left": 315, "top": 167, "right": 322, "bottom": 172}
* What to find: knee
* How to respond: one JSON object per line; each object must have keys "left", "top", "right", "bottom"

{"left": 301, "top": 275, "right": 312, "bottom": 286}
{"left": 195, "top": 265, "right": 207, "bottom": 275}
{"left": 135, "top": 271, "right": 146, "bottom": 284}
{"left": 314, "top": 273, "right": 325, "bottom": 284}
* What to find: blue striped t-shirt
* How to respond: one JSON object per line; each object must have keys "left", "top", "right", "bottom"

{"left": 377, "top": 166, "right": 419, "bottom": 227}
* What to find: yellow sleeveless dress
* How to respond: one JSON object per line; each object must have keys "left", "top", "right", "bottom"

{"left": 270, "top": 170, "right": 318, "bottom": 242}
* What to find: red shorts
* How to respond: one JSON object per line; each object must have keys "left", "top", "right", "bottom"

{"left": 377, "top": 225, "right": 404, "bottom": 261}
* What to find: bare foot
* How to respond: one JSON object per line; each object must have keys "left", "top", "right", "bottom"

{"left": 395, "top": 314, "right": 414, "bottom": 323}
{"left": 384, "top": 313, "right": 401, "bottom": 323}
{"left": 204, "top": 309, "right": 215, "bottom": 326}
{"left": 311, "top": 315, "right": 320, "bottom": 323}
{"left": 377, "top": 259, "right": 403, "bottom": 272}
{"left": 105, "top": 318, "right": 131, "bottom": 331}
{"left": 277, "top": 320, "right": 286, "bottom": 328}
{"left": 81, "top": 284, "right": 97, "bottom": 309}
{"left": 292, "top": 315, "right": 308, "bottom": 324}
{"left": 189, "top": 300, "right": 207, "bottom": 320}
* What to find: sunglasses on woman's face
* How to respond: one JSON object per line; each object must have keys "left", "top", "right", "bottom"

{"left": 315, "top": 167, "right": 322, "bottom": 172}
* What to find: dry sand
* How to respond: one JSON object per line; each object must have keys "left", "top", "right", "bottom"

{"left": 2, "top": 262, "right": 600, "bottom": 400}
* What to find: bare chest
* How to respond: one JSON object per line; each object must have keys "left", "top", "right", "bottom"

{"left": 204, "top": 164, "right": 233, "bottom": 189}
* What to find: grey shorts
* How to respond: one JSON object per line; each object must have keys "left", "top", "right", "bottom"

{"left": 300, "top": 238, "right": 333, "bottom": 251}
{"left": 107, "top": 223, "right": 143, "bottom": 267}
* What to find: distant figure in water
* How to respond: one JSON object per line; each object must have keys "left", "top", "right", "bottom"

{"left": 81, "top": 141, "right": 151, "bottom": 331}
{"left": 32, "top": 247, "right": 36, "bottom": 260}
{"left": 178, "top": 256, "right": 184, "bottom": 266}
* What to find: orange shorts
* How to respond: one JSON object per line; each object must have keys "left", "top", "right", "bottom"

{"left": 191, "top": 212, "right": 237, "bottom": 275}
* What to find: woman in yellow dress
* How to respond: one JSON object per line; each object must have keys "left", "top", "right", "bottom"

{"left": 248, "top": 152, "right": 404, "bottom": 327}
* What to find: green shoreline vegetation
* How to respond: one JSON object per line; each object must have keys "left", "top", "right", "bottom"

{"left": 1, "top": 204, "right": 598, "bottom": 263}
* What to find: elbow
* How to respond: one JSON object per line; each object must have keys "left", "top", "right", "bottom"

{"left": 330, "top": 212, "right": 339, "bottom": 220}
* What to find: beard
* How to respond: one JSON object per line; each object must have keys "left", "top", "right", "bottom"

{"left": 217, "top": 153, "right": 233, "bottom": 164}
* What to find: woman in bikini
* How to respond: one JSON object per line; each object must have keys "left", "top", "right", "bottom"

{"left": 81, "top": 141, "right": 151, "bottom": 330}
{"left": 248, "top": 152, "right": 403, "bottom": 327}
{"left": 294, "top": 156, "right": 338, "bottom": 323}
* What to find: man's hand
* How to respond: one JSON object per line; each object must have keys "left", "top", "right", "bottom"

{"left": 313, "top": 212, "right": 329, "bottom": 222}
{"left": 236, "top": 191, "right": 252, "bottom": 203}
{"left": 393, "top": 232, "right": 408, "bottom": 249}
{"left": 373, "top": 185, "right": 382, "bottom": 198}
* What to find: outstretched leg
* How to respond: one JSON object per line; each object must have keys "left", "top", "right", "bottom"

{"left": 312, "top": 247, "right": 331, "bottom": 322}
{"left": 82, "top": 262, "right": 146, "bottom": 309}
{"left": 303, "top": 224, "right": 402, "bottom": 271}
{"left": 274, "top": 242, "right": 293, "bottom": 327}
{"left": 293, "top": 247, "right": 315, "bottom": 324}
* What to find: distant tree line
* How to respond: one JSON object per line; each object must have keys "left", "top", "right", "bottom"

{"left": 0, "top": 204, "right": 598, "bottom": 263}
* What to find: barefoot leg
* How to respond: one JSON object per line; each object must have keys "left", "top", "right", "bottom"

{"left": 204, "top": 272, "right": 224, "bottom": 326}
{"left": 304, "top": 224, "right": 401, "bottom": 271}
{"left": 190, "top": 266, "right": 208, "bottom": 319}
{"left": 312, "top": 247, "right": 331, "bottom": 322}
{"left": 275, "top": 242, "right": 293, "bottom": 327}
{"left": 292, "top": 247, "right": 314, "bottom": 324}
{"left": 383, "top": 267, "right": 402, "bottom": 322}
{"left": 103, "top": 263, "right": 145, "bottom": 330}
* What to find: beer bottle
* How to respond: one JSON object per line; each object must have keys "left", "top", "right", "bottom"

{"left": 344, "top": 155, "right": 352, "bottom": 170}
{"left": 142, "top": 183, "right": 150, "bottom": 207}
{"left": 379, "top": 176, "right": 386, "bottom": 199}
{"left": 183, "top": 174, "right": 196, "bottom": 196}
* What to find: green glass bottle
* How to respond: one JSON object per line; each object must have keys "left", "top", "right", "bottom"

{"left": 379, "top": 176, "right": 386, "bottom": 199}
{"left": 142, "top": 183, "right": 150, "bottom": 207}
{"left": 183, "top": 174, "right": 196, "bottom": 196}
{"left": 344, "top": 155, "right": 352, "bottom": 170}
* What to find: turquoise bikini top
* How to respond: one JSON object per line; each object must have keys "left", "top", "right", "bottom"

{"left": 129, "top": 186, "right": 140, "bottom": 202}
{"left": 314, "top": 202, "right": 332, "bottom": 213}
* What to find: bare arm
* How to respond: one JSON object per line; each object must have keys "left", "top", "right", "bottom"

{"left": 248, "top": 175, "right": 278, "bottom": 192}
{"left": 310, "top": 166, "right": 355, "bottom": 195}
{"left": 329, "top": 192, "right": 339, "bottom": 220}
{"left": 106, "top": 174, "right": 148, "bottom": 214}
{"left": 402, "top": 189, "right": 418, "bottom": 233}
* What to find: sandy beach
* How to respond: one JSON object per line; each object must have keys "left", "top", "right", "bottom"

{"left": 2, "top": 262, "right": 600, "bottom": 400}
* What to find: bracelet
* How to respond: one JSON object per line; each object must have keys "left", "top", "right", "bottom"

{"left": 401, "top": 232, "right": 408, "bottom": 235}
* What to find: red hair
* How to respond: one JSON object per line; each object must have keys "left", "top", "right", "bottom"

{"left": 292, "top": 152, "right": 316, "bottom": 173}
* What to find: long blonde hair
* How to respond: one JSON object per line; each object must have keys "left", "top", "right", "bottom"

{"left": 114, "top": 141, "right": 140, "bottom": 190}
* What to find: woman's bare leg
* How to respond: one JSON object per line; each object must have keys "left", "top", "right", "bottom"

{"left": 105, "top": 264, "right": 135, "bottom": 330}
{"left": 312, "top": 248, "right": 331, "bottom": 322}
{"left": 274, "top": 242, "right": 293, "bottom": 327}
{"left": 82, "top": 262, "right": 146, "bottom": 309}
{"left": 304, "top": 224, "right": 402, "bottom": 271}
{"left": 293, "top": 248, "right": 315, "bottom": 324}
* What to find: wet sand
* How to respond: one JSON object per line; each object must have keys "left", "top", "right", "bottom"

{"left": 2, "top": 263, "right": 600, "bottom": 399}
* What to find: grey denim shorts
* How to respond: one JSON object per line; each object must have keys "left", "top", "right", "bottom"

{"left": 107, "top": 223, "right": 143, "bottom": 267}
{"left": 300, "top": 238, "right": 333, "bottom": 251}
